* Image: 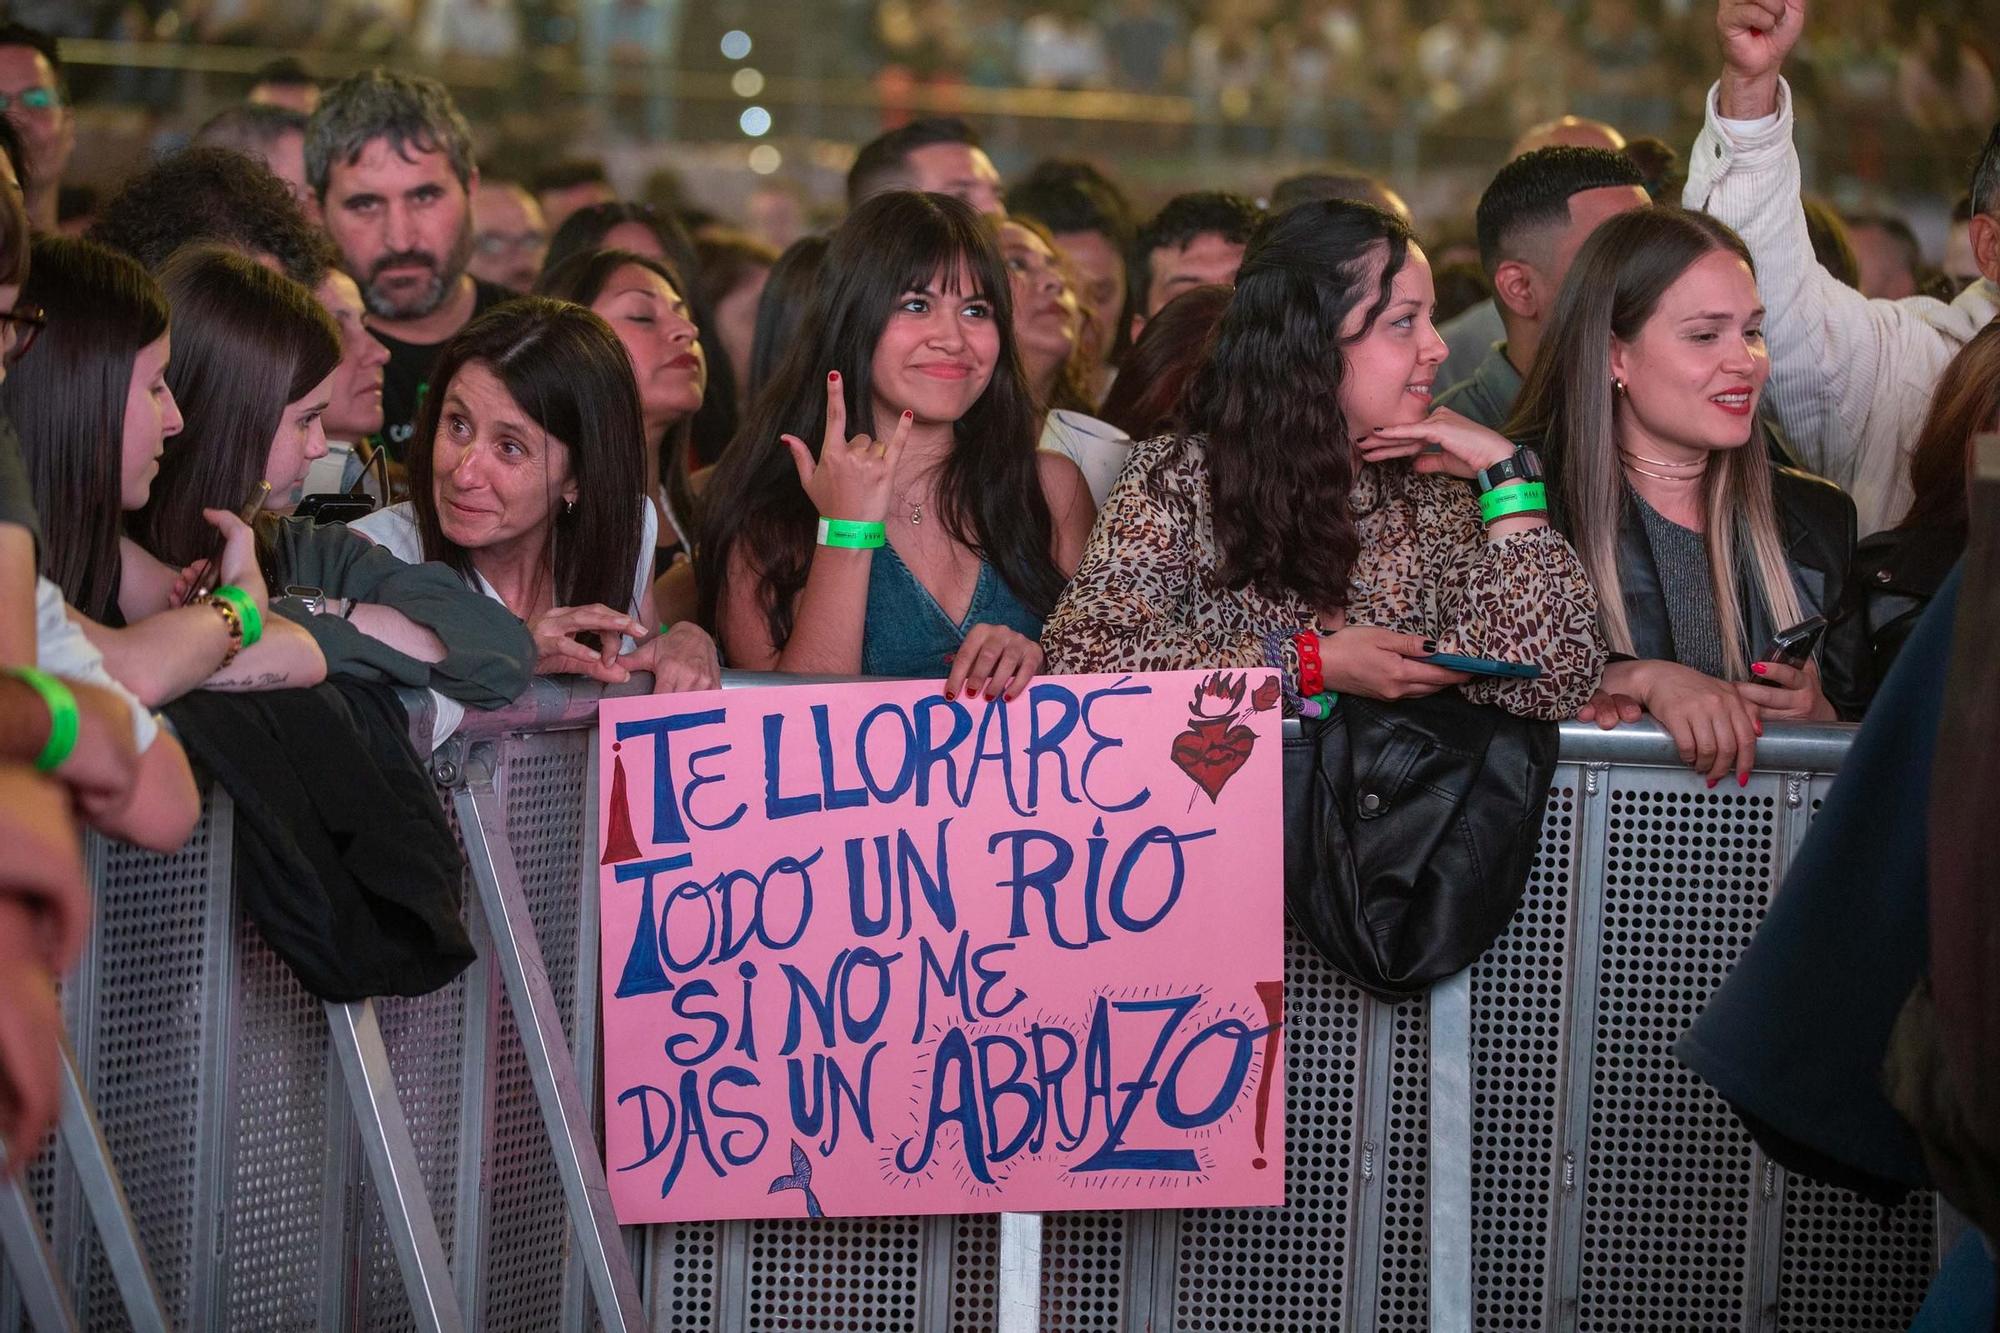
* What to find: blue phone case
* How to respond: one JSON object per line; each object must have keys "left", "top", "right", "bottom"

{"left": 1417, "top": 652, "right": 1544, "bottom": 680}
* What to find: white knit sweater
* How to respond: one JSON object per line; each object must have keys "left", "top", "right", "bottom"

{"left": 1683, "top": 78, "right": 2000, "bottom": 535}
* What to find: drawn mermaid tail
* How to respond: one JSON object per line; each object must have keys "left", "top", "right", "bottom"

{"left": 768, "top": 1140, "right": 825, "bottom": 1218}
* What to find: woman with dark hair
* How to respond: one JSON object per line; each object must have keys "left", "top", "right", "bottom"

{"left": 1502, "top": 208, "right": 1861, "bottom": 774}
{"left": 997, "top": 215, "right": 1093, "bottom": 415}
{"left": 745, "top": 234, "right": 828, "bottom": 404}
{"left": 111, "top": 245, "right": 534, "bottom": 710}
{"left": 0, "top": 114, "right": 36, "bottom": 663}
{"left": 541, "top": 200, "right": 741, "bottom": 467}
{"left": 535, "top": 250, "right": 703, "bottom": 582}
{"left": 692, "top": 227, "right": 777, "bottom": 410}
{"left": 1043, "top": 199, "right": 1603, "bottom": 721}
{"left": 700, "top": 191, "right": 1096, "bottom": 695}
{"left": 1827, "top": 320, "right": 2000, "bottom": 713}
{"left": 352, "top": 297, "right": 718, "bottom": 693}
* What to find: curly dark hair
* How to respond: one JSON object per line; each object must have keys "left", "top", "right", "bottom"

{"left": 88, "top": 146, "right": 337, "bottom": 288}
{"left": 1181, "top": 199, "right": 1412, "bottom": 611}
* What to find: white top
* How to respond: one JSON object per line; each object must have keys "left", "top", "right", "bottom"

{"left": 36, "top": 577, "right": 160, "bottom": 753}
{"left": 1039, "top": 409, "right": 1133, "bottom": 511}
{"left": 1683, "top": 77, "right": 2000, "bottom": 534}
{"left": 351, "top": 498, "right": 658, "bottom": 749}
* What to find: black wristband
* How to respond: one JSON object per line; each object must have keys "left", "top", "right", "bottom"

{"left": 1476, "top": 446, "right": 1544, "bottom": 494}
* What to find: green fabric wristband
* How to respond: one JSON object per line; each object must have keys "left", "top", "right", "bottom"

{"left": 10, "top": 665, "right": 79, "bottom": 772}
{"left": 816, "top": 518, "right": 886, "bottom": 549}
{"left": 211, "top": 583, "right": 263, "bottom": 648}
{"left": 1479, "top": 481, "right": 1548, "bottom": 524}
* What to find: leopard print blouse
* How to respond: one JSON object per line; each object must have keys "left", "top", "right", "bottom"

{"left": 1042, "top": 433, "right": 1606, "bottom": 720}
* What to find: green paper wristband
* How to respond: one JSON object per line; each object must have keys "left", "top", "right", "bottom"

{"left": 1479, "top": 481, "right": 1548, "bottom": 524}
{"left": 211, "top": 584, "right": 263, "bottom": 648}
{"left": 816, "top": 518, "right": 886, "bottom": 549}
{"left": 11, "top": 666, "right": 79, "bottom": 773}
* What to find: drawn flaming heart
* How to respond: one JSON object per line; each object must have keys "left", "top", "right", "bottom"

{"left": 1170, "top": 671, "right": 1279, "bottom": 802}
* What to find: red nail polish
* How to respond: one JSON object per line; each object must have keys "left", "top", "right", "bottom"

{"left": 1751, "top": 662, "right": 1768, "bottom": 675}
{"left": 829, "top": 371, "right": 839, "bottom": 381}
{"left": 1753, "top": 720, "right": 1764, "bottom": 736}
{"left": 902, "top": 410, "right": 913, "bottom": 420}
{"left": 1706, "top": 778, "right": 1718, "bottom": 789}
{"left": 1738, "top": 773, "right": 1749, "bottom": 788}
{"left": 944, "top": 690, "right": 955, "bottom": 701}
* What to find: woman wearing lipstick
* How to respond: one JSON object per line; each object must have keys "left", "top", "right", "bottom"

{"left": 1505, "top": 207, "right": 1861, "bottom": 781}
{"left": 1042, "top": 199, "right": 1605, "bottom": 722}
{"left": 536, "top": 249, "right": 706, "bottom": 620}
{"left": 352, "top": 297, "right": 719, "bottom": 696}
{"left": 699, "top": 191, "right": 1096, "bottom": 696}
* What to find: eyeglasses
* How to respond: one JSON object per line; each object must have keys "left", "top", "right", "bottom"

{"left": 0, "top": 305, "right": 46, "bottom": 365}
{"left": 0, "top": 87, "right": 58, "bottom": 114}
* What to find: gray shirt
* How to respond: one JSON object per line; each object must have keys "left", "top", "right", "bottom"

{"left": 1630, "top": 488, "right": 1725, "bottom": 677}
{"left": 1432, "top": 340, "right": 1525, "bottom": 431}
{"left": 1434, "top": 299, "right": 1506, "bottom": 398}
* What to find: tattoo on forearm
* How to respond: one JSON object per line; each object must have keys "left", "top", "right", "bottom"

{"left": 209, "top": 670, "right": 291, "bottom": 690}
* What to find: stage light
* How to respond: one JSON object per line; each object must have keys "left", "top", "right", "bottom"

{"left": 749, "top": 145, "right": 783, "bottom": 174}
{"left": 720, "top": 30, "right": 752, "bottom": 60}
{"left": 740, "top": 106, "right": 772, "bottom": 137}
{"left": 732, "top": 67, "right": 765, "bottom": 98}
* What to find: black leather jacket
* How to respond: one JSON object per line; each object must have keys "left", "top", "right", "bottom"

{"left": 1606, "top": 467, "right": 1864, "bottom": 717}
{"left": 1823, "top": 521, "right": 1963, "bottom": 719}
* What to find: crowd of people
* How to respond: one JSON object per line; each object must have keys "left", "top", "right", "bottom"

{"left": 1, "top": 0, "right": 1996, "bottom": 1304}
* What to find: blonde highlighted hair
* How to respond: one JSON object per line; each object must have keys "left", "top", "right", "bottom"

{"left": 1504, "top": 207, "right": 1802, "bottom": 679}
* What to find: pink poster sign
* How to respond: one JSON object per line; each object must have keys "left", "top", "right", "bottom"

{"left": 595, "top": 670, "right": 1286, "bottom": 1224}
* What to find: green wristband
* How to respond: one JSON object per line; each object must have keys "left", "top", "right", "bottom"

{"left": 816, "top": 518, "right": 886, "bottom": 549}
{"left": 211, "top": 584, "right": 263, "bottom": 648}
{"left": 10, "top": 666, "right": 79, "bottom": 773}
{"left": 1479, "top": 481, "right": 1548, "bottom": 525}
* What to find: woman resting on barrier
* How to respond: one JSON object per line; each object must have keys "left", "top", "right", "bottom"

{"left": 699, "top": 190, "right": 1097, "bottom": 698}
{"left": 1504, "top": 207, "right": 1862, "bottom": 781}
{"left": 351, "top": 297, "right": 720, "bottom": 692}
{"left": 1041, "top": 198, "right": 1605, "bottom": 721}
{"left": 112, "top": 245, "right": 536, "bottom": 706}
{"left": 1826, "top": 320, "right": 2000, "bottom": 716}
{"left": 536, "top": 249, "right": 706, "bottom": 624}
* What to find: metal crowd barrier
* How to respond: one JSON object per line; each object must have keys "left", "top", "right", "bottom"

{"left": 0, "top": 674, "right": 1941, "bottom": 1332}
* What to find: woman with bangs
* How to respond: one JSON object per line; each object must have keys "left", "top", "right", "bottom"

{"left": 699, "top": 191, "right": 1096, "bottom": 698}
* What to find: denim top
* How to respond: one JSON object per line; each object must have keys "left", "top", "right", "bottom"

{"left": 861, "top": 544, "right": 1044, "bottom": 678}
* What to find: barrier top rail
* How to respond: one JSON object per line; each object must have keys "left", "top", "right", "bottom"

{"left": 412, "top": 671, "right": 1859, "bottom": 772}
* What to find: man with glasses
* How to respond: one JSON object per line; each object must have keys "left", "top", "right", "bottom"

{"left": 0, "top": 24, "right": 71, "bottom": 233}
{"left": 467, "top": 178, "right": 547, "bottom": 293}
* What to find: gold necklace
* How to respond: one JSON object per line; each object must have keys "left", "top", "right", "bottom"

{"left": 1619, "top": 450, "right": 1707, "bottom": 481}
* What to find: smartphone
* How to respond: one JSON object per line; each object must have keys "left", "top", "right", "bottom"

{"left": 1760, "top": 615, "right": 1827, "bottom": 669}
{"left": 295, "top": 492, "right": 377, "bottom": 525}
{"left": 1417, "top": 652, "right": 1544, "bottom": 681}
{"left": 179, "top": 479, "right": 272, "bottom": 606}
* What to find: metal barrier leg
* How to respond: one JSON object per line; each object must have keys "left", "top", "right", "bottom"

{"left": 1428, "top": 970, "right": 1473, "bottom": 1333}
{"left": 54, "top": 1032, "right": 169, "bottom": 1332}
{"left": 0, "top": 1146, "right": 78, "bottom": 1333}
{"left": 997, "top": 1212, "right": 1043, "bottom": 1333}
{"left": 450, "top": 744, "right": 647, "bottom": 1333}
{"left": 324, "top": 999, "right": 467, "bottom": 1333}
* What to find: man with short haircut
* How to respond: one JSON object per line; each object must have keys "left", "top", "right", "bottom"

{"left": 1435, "top": 147, "right": 1650, "bottom": 429}
{"left": 194, "top": 103, "right": 311, "bottom": 203}
{"left": 1005, "top": 160, "right": 1135, "bottom": 379}
{"left": 1841, "top": 212, "right": 1923, "bottom": 301}
{"left": 90, "top": 146, "right": 337, "bottom": 288}
{"left": 846, "top": 117, "right": 1003, "bottom": 216}
{"left": 247, "top": 57, "right": 320, "bottom": 115}
{"left": 1943, "top": 195, "right": 1980, "bottom": 294}
{"left": 307, "top": 69, "right": 512, "bottom": 456}
{"left": 0, "top": 23, "right": 72, "bottom": 232}
{"left": 469, "top": 178, "right": 547, "bottom": 293}
{"left": 532, "top": 158, "right": 616, "bottom": 232}
{"left": 1130, "top": 191, "right": 1262, "bottom": 339}
{"left": 1435, "top": 114, "right": 1632, "bottom": 395}
{"left": 1686, "top": 0, "right": 1999, "bottom": 533}
{"left": 1269, "top": 170, "right": 1413, "bottom": 228}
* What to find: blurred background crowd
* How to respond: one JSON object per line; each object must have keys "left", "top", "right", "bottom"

{"left": 14, "top": 0, "right": 1996, "bottom": 261}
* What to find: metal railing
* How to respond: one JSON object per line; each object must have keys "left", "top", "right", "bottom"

{"left": 1, "top": 674, "right": 1939, "bottom": 1331}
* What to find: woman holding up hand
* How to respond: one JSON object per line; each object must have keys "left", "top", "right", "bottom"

{"left": 1042, "top": 199, "right": 1605, "bottom": 720}
{"left": 699, "top": 191, "right": 1096, "bottom": 700}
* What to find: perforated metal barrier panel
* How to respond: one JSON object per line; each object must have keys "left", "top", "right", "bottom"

{"left": 2, "top": 729, "right": 1942, "bottom": 1333}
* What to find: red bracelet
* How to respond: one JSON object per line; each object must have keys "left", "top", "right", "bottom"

{"left": 1294, "top": 631, "right": 1325, "bottom": 698}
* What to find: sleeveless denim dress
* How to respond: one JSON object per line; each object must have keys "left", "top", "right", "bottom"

{"left": 860, "top": 545, "right": 1044, "bottom": 678}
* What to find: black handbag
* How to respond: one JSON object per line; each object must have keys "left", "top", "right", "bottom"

{"left": 1281, "top": 688, "right": 1558, "bottom": 1001}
